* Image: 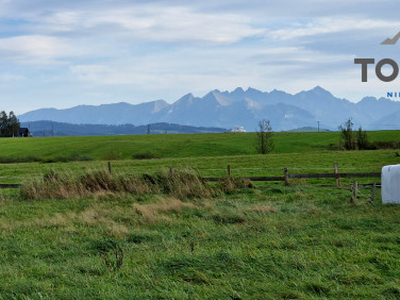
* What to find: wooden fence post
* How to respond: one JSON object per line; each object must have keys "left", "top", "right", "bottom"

{"left": 284, "top": 168, "right": 289, "bottom": 186}
{"left": 108, "top": 162, "right": 112, "bottom": 174}
{"left": 227, "top": 165, "right": 231, "bottom": 177}
{"left": 351, "top": 181, "right": 358, "bottom": 203}
{"left": 334, "top": 162, "right": 340, "bottom": 187}
{"left": 170, "top": 167, "right": 175, "bottom": 175}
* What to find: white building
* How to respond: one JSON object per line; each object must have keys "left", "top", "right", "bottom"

{"left": 231, "top": 126, "right": 246, "bottom": 133}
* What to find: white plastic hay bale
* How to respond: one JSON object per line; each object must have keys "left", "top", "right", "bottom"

{"left": 382, "top": 164, "right": 400, "bottom": 204}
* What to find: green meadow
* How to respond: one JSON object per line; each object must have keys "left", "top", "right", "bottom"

{"left": 0, "top": 130, "right": 399, "bottom": 181}
{"left": 0, "top": 131, "right": 400, "bottom": 298}
{"left": 0, "top": 130, "right": 398, "bottom": 160}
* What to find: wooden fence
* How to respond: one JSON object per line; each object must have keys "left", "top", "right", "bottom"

{"left": 0, "top": 163, "right": 381, "bottom": 189}
{"left": 203, "top": 163, "right": 381, "bottom": 187}
{"left": 204, "top": 164, "right": 381, "bottom": 202}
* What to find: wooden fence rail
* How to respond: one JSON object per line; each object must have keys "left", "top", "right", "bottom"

{"left": 0, "top": 162, "right": 382, "bottom": 189}
{"left": 204, "top": 172, "right": 381, "bottom": 185}
{"left": 0, "top": 184, "right": 21, "bottom": 189}
{"left": 203, "top": 164, "right": 381, "bottom": 187}
{"left": 289, "top": 172, "right": 381, "bottom": 179}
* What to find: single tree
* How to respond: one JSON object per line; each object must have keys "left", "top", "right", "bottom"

{"left": 8, "top": 111, "right": 20, "bottom": 137}
{"left": 0, "top": 111, "right": 8, "bottom": 137}
{"left": 339, "top": 118, "right": 356, "bottom": 150}
{"left": 356, "top": 126, "right": 369, "bottom": 150}
{"left": 256, "top": 119, "right": 274, "bottom": 154}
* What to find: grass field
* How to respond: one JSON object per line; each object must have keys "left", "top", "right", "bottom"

{"left": 1, "top": 185, "right": 400, "bottom": 298}
{"left": 0, "top": 130, "right": 399, "bottom": 184}
{"left": 0, "top": 130, "right": 399, "bottom": 161}
{"left": 0, "top": 131, "right": 400, "bottom": 298}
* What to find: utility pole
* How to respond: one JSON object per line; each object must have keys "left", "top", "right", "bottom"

{"left": 317, "top": 121, "right": 320, "bottom": 132}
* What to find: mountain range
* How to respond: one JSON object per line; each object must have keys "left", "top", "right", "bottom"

{"left": 18, "top": 86, "right": 400, "bottom": 131}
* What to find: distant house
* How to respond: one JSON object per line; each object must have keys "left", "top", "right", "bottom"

{"left": 231, "top": 126, "right": 246, "bottom": 133}
{"left": 18, "top": 128, "right": 31, "bottom": 137}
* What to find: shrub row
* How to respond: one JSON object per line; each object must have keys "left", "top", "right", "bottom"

{"left": 368, "top": 141, "right": 400, "bottom": 150}
{"left": 0, "top": 151, "right": 160, "bottom": 164}
{"left": 328, "top": 140, "right": 400, "bottom": 151}
{"left": 0, "top": 154, "right": 94, "bottom": 164}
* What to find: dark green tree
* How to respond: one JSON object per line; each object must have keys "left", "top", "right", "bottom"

{"left": 356, "top": 126, "right": 369, "bottom": 150}
{"left": 0, "top": 111, "right": 20, "bottom": 137}
{"left": 339, "top": 118, "right": 356, "bottom": 150}
{"left": 256, "top": 119, "right": 274, "bottom": 154}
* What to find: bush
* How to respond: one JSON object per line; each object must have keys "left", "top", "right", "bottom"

{"left": 132, "top": 152, "right": 160, "bottom": 160}
{"left": 356, "top": 127, "right": 369, "bottom": 150}
{"left": 44, "top": 153, "right": 94, "bottom": 163}
{"left": 369, "top": 141, "right": 400, "bottom": 150}
{"left": 0, "top": 156, "right": 42, "bottom": 164}
{"left": 327, "top": 143, "right": 344, "bottom": 151}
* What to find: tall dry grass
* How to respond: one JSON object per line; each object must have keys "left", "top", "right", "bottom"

{"left": 132, "top": 197, "right": 196, "bottom": 224}
{"left": 20, "top": 169, "right": 233, "bottom": 200}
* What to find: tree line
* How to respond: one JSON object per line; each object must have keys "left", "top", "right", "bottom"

{"left": 0, "top": 111, "right": 20, "bottom": 137}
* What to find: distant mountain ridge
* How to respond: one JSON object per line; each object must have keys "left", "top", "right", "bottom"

{"left": 19, "top": 87, "right": 400, "bottom": 131}
{"left": 21, "top": 121, "right": 227, "bottom": 137}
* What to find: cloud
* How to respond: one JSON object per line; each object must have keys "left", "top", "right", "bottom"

{"left": 84, "top": 6, "right": 263, "bottom": 44}
{"left": 8, "top": 4, "right": 263, "bottom": 45}
{"left": 0, "top": 0, "right": 399, "bottom": 115}
{"left": 0, "top": 35, "right": 85, "bottom": 64}
{"left": 268, "top": 17, "right": 400, "bottom": 41}
{"left": 68, "top": 44, "right": 353, "bottom": 98}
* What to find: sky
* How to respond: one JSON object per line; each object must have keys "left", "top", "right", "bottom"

{"left": 0, "top": 0, "right": 400, "bottom": 114}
